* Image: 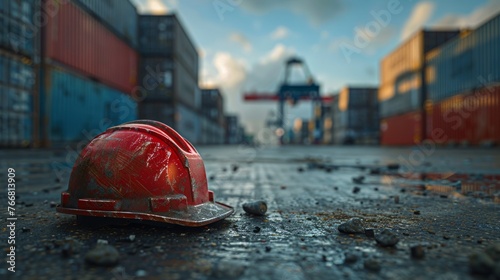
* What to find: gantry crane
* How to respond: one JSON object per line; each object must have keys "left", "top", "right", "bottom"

{"left": 243, "top": 57, "right": 333, "bottom": 143}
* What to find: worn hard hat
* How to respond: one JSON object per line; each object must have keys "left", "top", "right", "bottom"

{"left": 56, "top": 120, "right": 234, "bottom": 227}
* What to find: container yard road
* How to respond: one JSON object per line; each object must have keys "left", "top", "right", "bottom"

{"left": 1, "top": 146, "right": 499, "bottom": 279}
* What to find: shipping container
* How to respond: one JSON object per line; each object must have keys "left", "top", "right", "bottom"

{"left": 380, "top": 30, "right": 459, "bottom": 90}
{"left": 138, "top": 15, "right": 199, "bottom": 76}
{"left": 333, "top": 87, "right": 379, "bottom": 144}
{"left": 41, "top": 66, "right": 137, "bottom": 146}
{"left": 0, "top": 0, "right": 38, "bottom": 57}
{"left": 44, "top": 0, "right": 138, "bottom": 94}
{"left": 426, "top": 86, "right": 500, "bottom": 146}
{"left": 139, "top": 55, "right": 199, "bottom": 109}
{"left": 200, "top": 115, "right": 224, "bottom": 145}
{"left": 138, "top": 15, "right": 199, "bottom": 109}
{"left": 201, "top": 88, "right": 224, "bottom": 126}
{"left": 426, "top": 14, "right": 500, "bottom": 102}
{"left": 176, "top": 103, "right": 200, "bottom": 144}
{"left": 0, "top": 85, "right": 33, "bottom": 147}
{"left": 225, "top": 115, "right": 240, "bottom": 144}
{"left": 380, "top": 84, "right": 421, "bottom": 118}
{"left": 74, "top": 0, "right": 138, "bottom": 47}
{"left": 138, "top": 101, "right": 175, "bottom": 127}
{"left": 139, "top": 57, "right": 175, "bottom": 101}
{"left": 380, "top": 110, "right": 423, "bottom": 146}
{"left": 0, "top": 51, "right": 36, "bottom": 147}
{"left": 379, "top": 30, "right": 459, "bottom": 110}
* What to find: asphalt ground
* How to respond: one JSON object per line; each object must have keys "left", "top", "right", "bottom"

{"left": 0, "top": 146, "right": 499, "bottom": 280}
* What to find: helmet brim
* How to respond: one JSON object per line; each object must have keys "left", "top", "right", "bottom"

{"left": 56, "top": 201, "right": 234, "bottom": 227}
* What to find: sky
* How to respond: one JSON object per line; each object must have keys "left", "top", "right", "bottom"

{"left": 131, "top": 0, "right": 500, "bottom": 135}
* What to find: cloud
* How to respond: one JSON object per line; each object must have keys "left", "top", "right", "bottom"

{"left": 132, "top": 0, "right": 177, "bottom": 14}
{"left": 201, "top": 45, "right": 296, "bottom": 134}
{"left": 229, "top": 32, "right": 253, "bottom": 53}
{"left": 434, "top": 0, "right": 500, "bottom": 29}
{"left": 211, "top": 52, "right": 247, "bottom": 90}
{"left": 239, "top": 0, "right": 344, "bottom": 25}
{"left": 270, "top": 26, "right": 291, "bottom": 40}
{"left": 329, "top": 26, "right": 396, "bottom": 57}
{"left": 401, "top": 2, "right": 435, "bottom": 40}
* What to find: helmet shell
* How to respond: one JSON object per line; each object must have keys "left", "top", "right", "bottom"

{"left": 56, "top": 120, "right": 233, "bottom": 226}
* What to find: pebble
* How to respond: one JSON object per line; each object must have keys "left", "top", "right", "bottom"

{"left": 85, "top": 244, "right": 120, "bottom": 267}
{"left": 352, "top": 187, "right": 361, "bottom": 194}
{"left": 469, "top": 252, "right": 495, "bottom": 275}
{"left": 370, "top": 168, "right": 381, "bottom": 175}
{"left": 344, "top": 253, "right": 358, "bottom": 264}
{"left": 253, "top": 226, "right": 261, "bottom": 233}
{"left": 352, "top": 176, "right": 365, "bottom": 184}
{"left": 242, "top": 201, "right": 267, "bottom": 216}
{"left": 232, "top": 165, "right": 239, "bottom": 172}
{"left": 485, "top": 243, "right": 500, "bottom": 261}
{"left": 365, "top": 228, "right": 375, "bottom": 238}
{"left": 265, "top": 246, "right": 272, "bottom": 252}
{"left": 61, "top": 239, "right": 82, "bottom": 258}
{"left": 364, "top": 259, "right": 381, "bottom": 272}
{"left": 414, "top": 210, "right": 421, "bottom": 215}
{"left": 411, "top": 245, "right": 425, "bottom": 259}
{"left": 136, "top": 270, "right": 147, "bottom": 277}
{"left": 22, "top": 227, "right": 30, "bottom": 232}
{"left": 50, "top": 201, "right": 57, "bottom": 208}
{"left": 375, "top": 229, "right": 399, "bottom": 247}
{"left": 297, "top": 167, "right": 304, "bottom": 172}
{"left": 338, "top": 218, "right": 365, "bottom": 234}
{"left": 387, "top": 163, "right": 400, "bottom": 170}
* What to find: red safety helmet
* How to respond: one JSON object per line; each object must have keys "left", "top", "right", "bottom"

{"left": 56, "top": 120, "right": 233, "bottom": 227}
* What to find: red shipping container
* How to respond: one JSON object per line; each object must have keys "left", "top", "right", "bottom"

{"left": 380, "top": 111, "right": 422, "bottom": 146}
{"left": 426, "top": 86, "right": 500, "bottom": 146}
{"left": 44, "top": 0, "right": 138, "bottom": 94}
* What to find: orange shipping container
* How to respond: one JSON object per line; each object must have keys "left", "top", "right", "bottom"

{"left": 426, "top": 86, "right": 500, "bottom": 146}
{"left": 43, "top": 0, "right": 138, "bottom": 94}
{"left": 380, "top": 111, "right": 422, "bottom": 146}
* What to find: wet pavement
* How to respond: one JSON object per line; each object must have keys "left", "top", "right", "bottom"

{"left": 1, "top": 146, "right": 500, "bottom": 279}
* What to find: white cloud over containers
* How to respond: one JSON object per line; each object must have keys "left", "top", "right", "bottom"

{"left": 401, "top": 1, "right": 435, "bottom": 40}
{"left": 239, "top": 0, "right": 344, "bottom": 25}
{"left": 434, "top": 0, "right": 500, "bottom": 28}
{"left": 229, "top": 33, "right": 253, "bottom": 53}
{"left": 270, "top": 26, "right": 291, "bottom": 40}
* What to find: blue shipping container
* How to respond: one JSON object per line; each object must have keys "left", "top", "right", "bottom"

{"left": 43, "top": 66, "right": 138, "bottom": 144}
{"left": 0, "top": 85, "right": 33, "bottom": 147}
{"left": 0, "top": 0, "right": 36, "bottom": 57}
{"left": 426, "top": 14, "right": 500, "bottom": 102}
{"left": 75, "top": 0, "right": 138, "bottom": 47}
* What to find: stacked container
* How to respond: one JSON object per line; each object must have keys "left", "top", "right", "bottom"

{"left": 425, "top": 14, "right": 500, "bottom": 146}
{"left": 379, "top": 30, "right": 459, "bottom": 145}
{"left": 0, "top": 0, "right": 37, "bottom": 147}
{"left": 225, "top": 115, "right": 241, "bottom": 144}
{"left": 333, "top": 87, "right": 379, "bottom": 144}
{"left": 40, "top": 0, "right": 139, "bottom": 147}
{"left": 138, "top": 14, "right": 200, "bottom": 144}
{"left": 201, "top": 88, "right": 225, "bottom": 144}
